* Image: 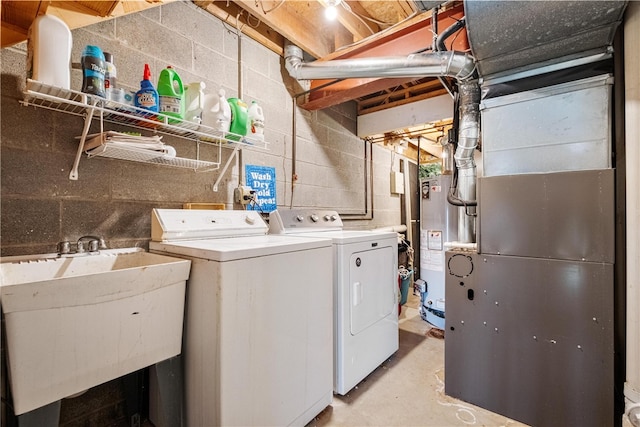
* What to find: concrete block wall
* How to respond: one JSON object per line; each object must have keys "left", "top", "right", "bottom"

{"left": 0, "top": 1, "right": 403, "bottom": 424}
{"left": 1, "top": 1, "right": 402, "bottom": 257}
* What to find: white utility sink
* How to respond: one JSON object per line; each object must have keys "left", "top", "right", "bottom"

{"left": 0, "top": 248, "right": 191, "bottom": 415}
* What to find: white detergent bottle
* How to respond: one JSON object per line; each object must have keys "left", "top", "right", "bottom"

{"left": 184, "top": 82, "right": 206, "bottom": 124}
{"left": 202, "top": 89, "right": 231, "bottom": 133}
{"left": 247, "top": 101, "right": 265, "bottom": 141}
{"left": 27, "top": 15, "right": 72, "bottom": 89}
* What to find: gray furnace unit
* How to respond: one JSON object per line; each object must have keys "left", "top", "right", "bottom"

{"left": 420, "top": 174, "right": 458, "bottom": 329}
{"left": 445, "top": 73, "right": 616, "bottom": 427}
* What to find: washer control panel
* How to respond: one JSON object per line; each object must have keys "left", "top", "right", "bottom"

{"left": 152, "top": 209, "right": 267, "bottom": 241}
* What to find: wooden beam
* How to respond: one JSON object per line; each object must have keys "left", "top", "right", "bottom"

{"left": 389, "top": 0, "right": 415, "bottom": 20}
{"left": 359, "top": 87, "right": 449, "bottom": 114}
{"left": 53, "top": 1, "right": 120, "bottom": 18}
{"left": 334, "top": 1, "right": 379, "bottom": 42}
{"left": 358, "top": 78, "right": 443, "bottom": 109}
{"left": 229, "top": 0, "right": 337, "bottom": 58}
{"left": 299, "top": 76, "right": 421, "bottom": 110}
{"left": 194, "top": 1, "right": 284, "bottom": 56}
{"left": 1, "top": 0, "right": 45, "bottom": 47}
{"left": 299, "top": 4, "right": 467, "bottom": 110}
{"left": 1, "top": 0, "right": 175, "bottom": 48}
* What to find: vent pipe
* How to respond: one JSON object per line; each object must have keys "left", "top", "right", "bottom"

{"left": 284, "top": 42, "right": 480, "bottom": 243}
{"left": 284, "top": 44, "right": 476, "bottom": 82}
{"left": 453, "top": 81, "right": 480, "bottom": 243}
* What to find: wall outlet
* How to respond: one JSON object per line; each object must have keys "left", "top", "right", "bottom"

{"left": 234, "top": 186, "right": 256, "bottom": 204}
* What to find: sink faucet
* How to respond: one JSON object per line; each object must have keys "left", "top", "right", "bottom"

{"left": 57, "top": 236, "right": 107, "bottom": 256}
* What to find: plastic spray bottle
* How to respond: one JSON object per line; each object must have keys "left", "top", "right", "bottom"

{"left": 135, "top": 64, "right": 159, "bottom": 112}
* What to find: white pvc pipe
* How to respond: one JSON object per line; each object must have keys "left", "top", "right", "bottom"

{"left": 371, "top": 225, "right": 407, "bottom": 233}
{"left": 625, "top": 0, "right": 640, "bottom": 420}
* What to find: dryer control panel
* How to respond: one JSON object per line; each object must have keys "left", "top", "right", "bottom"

{"left": 269, "top": 209, "right": 343, "bottom": 234}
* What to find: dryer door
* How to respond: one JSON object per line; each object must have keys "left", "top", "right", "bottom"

{"left": 349, "top": 245, "right": 396, "bottom": 335}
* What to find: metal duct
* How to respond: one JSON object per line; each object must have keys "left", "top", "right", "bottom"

{"left": 464, "top": 0, "right": 627, "bottom": 78}
{"left": 284, "top": 44, "right": 476, "bottom": 82}
{"left": 453, "top": 82, "right": 480, "bottom": 243}
{"left": 284, "top": 43, "right": 480, "bottom": 242}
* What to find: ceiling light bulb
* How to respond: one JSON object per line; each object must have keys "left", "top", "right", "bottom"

{"left": 325, "top": 5, "right": 338, "bottom": 20}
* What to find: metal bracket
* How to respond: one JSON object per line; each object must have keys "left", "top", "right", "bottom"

{"left": 212, "top": 144, "right": 240, "bottom": 192}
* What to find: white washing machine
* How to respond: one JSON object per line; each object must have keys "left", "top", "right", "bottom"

{"left": 269, "top": 209, "right": 398, "bottom": 395}
{"left": 149, "top": 209, "right": 333, "bottom": 426}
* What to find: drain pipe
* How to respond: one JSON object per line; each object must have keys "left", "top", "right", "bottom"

{"left": 284, "top": 42, "right": 479, "bottom": 243}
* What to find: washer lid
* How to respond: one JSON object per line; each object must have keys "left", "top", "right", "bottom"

{"left": 151, "top": 209, "right": 267, "bottom": 242}
{"left": 149, "top": 234, "right": 331, "bottom": 261}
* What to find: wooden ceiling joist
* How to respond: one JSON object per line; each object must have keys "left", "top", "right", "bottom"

{"left": 298, "top": 4, "right": 467, "bottom": 111}
{"left": 357, "top": 78, "right": 448, "bottom": 114}
{"left": 222, "top": 0, "right": 349, "bottom": 59}
{"left": 193, "top": 0, "right": 285, "bottom": 56}
{"left": 1, "top": 0, "right": 175, "bottom": 48}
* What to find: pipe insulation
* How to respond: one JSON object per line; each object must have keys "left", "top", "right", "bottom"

{"left": 284, "top": 44, "right": 476, "bottom": 82}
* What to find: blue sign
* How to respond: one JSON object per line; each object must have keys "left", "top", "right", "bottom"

{"left": 245, "top": 164, "right": 276, "bottom": 212}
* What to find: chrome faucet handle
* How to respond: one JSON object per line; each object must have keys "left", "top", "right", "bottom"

{"left": 77, "top": 235, "right": 107, "bottom": 250}
{"left": 57, "top": 241, "right": 71, "bottom": 254}
{"left": 88, "top": 239, "right": 100, "bottom": 252}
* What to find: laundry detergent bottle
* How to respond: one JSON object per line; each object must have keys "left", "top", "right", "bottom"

{"left": 184, "top": 82, "right": 206, "bottom": 124}
{"left": 227, "top": 97, "right": 249, "bottom": 141}
{"left": 27, "top": 14, "right": 72, "bottom": 89}
{"left": 157, "top": 66, "right": 184, "bottom": 122}
{"left": 247, "top": 101, "right": 265, "bottom": 141}
{"left": 135, "top": 64, "right": 159, "bottom": 112}
{"left": 80, "top": 45, "right": 106, "bottom": 97}
{"left": 202, "top": 89, "right": 231, "bottom": 133}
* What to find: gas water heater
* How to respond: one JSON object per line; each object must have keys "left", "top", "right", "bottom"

{"left": 419, "top": 174, "right": 457, "bottom": 329}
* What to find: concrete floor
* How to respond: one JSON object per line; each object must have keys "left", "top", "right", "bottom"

{"left": 306, "top": 293, "right": 529, "bottom": 427}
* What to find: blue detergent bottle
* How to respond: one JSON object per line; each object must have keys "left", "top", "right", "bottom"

{"left": 135, "top": 64, "right": 159, "bottom": 112}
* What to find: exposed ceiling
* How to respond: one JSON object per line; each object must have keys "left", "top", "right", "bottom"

{"left": 1, "top": 0, "right": 462, "bottom": 162}
{"left": 193, "top": 0, "right": 464, "bottom": 162}
{"left": 193, "top": 1, "right": 464, "bottom": 114}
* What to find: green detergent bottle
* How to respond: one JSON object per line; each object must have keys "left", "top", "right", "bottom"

{"left": 227, "top": 97, "right": 249, "bottom": 141}
{"left": 157, "top": 66, "right": 184, "bottom": 122}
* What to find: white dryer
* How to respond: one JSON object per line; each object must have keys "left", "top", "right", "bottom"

{"left": 149, "top": 209, "right": 333, "bottom": 426}
{"left": 269, "top": 209, "right": 398, "bottom": 395}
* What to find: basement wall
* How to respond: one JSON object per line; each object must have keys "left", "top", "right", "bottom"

{"left": 0, "top": 1, "right": 404, "bottom": 424}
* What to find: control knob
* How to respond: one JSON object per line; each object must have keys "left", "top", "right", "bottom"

{"left": 295, "top": 215, "right": 304, "bottom": 222}
{"left": 310, "top": 214, "right": 319, "bottom": 222}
